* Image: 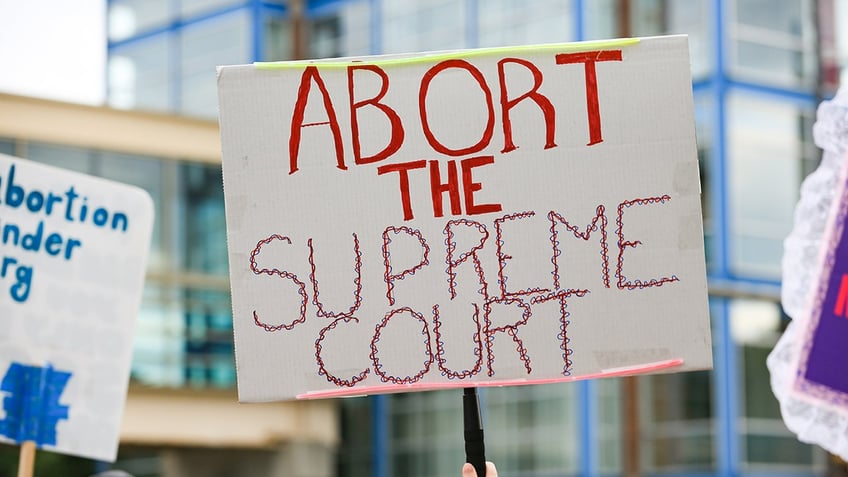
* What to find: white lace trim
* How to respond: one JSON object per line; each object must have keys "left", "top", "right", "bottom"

{"left": 769, "top": 89, "right": 848, "bottom": 459}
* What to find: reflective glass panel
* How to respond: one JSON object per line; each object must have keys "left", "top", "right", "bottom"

{"left": 485, "top": 384, "right": 578, "bottom": 475}
{"left": 382, "top": 0, "right": 465, "bottom": 54}
{"left": 642, "top": 372, "right": 714, "bottom": 471}
{"left": 26, "top": 142, "right": 95, "bottom": 174}
{"left": 729, "top": 0, "right": 816, "bottom": 89}
{"left": 0, "top": 138, "right": 14, "bottom": 156}
{"left": 583, "top": 0, "right": 713, "bottom": 78}
{"left": 180, "top": 10, "right": 252, "bottom": 118}
{"left": 308, "top": 1, "right": 372, "bottom": 59}
{"left": 132, "top": 282, "right": 187, "bottom": 387}
{"left": 108, "top": 0, "right": 172, "bottom": 41}
{"left": 310, "top": 14, "right": 344, "bottom": 58}
{"left": 338, "top": 396, "right": 374, "bottom": 477}
{"left": 727, "top": 93, "right": 812, "bottom": 279}
{"left": 694, "top": 93, "right": 715, "bottom": 271}
{"left": 596, "top": 379, "right": 622, "bottom": 474}
{"left": 665, "top": 0, "right": 712, "bottom": 78}
{"left": 583, "top": 0, "right": 618, "bottom": 40}
{"left": 183, "top": 288, "right": 235, "bottom": 388}
{"left": 108, "top": 35, "right": 172, "bottom": 113}
{"left": 264, "top": 15, "right": 293, "bottom": 61}
{"left": 478, "top": 0, "right": 574, "bottom": 48}
{"left": 181, "top": 162, "right": 227, "bottom": 275}
{"left": 390, "top": 390, "right": 464, "bottom": 477}
{"left": 734, "top": 298, "right": 825, "bottom": 471}
{"left": 340, "top": 0, "right": 372, "bottom": 56}
{"left": 99, "top": 151, "right": 167, "bottom": 271}
{"left": 180, "top": 0, "right": 240, "bottom": 19}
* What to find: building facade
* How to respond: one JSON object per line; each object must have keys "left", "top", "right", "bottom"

{"left": 2, "top": 0, "right": 836, "bottom": 475}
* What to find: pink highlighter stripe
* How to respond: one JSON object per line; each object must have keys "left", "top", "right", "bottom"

{"left": 296, "top": 358, "right": 684, "bottom": 400}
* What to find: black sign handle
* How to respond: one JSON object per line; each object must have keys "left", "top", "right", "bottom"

{"left": 463, "top": 387, "right": 486, "bottom": 477}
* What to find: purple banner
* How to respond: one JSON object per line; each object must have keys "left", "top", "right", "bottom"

{"left": 797, "top": 170, "right": 848, "bottom": 403}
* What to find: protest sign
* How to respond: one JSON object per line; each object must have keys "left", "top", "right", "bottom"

{"left": 768, "top": 90, "right": 848, "bottom": 460}
{"left": 0, "top": 153, "right": 154, "bottom": 461}
{"left": 793, "top": 158, "right": 848, "bottom": 405}
{"left": 217, "top": 35, "right": 711, "bottom": 402}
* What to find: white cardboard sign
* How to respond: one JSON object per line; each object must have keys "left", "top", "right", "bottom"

{"left": 217, "top": 35, "right": 712, "bottom": 402}
{"left": 0, "top": 154, "right": 153, "bottom": 461}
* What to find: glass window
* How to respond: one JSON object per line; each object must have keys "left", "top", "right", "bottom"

{"left": 310, "top": 14, "right": 344, "bottom": 59}
{"left": 485, "top": 384, "right": 578, "bottom": 475}
{"left": 597, "top": 373, "right": 714, "bottom": 474}
{"left": 176, "top": 161, "right": 233, "bottom": 388}
{"left": 596, "top": 379, "right": 622, "bottom": 474}
{"left": 132, "top": 282, "right": 187, "bottom": 387}
{"left": 181, "top": 163, "right": 227, "bottom": 275}
{"left": 183, "top": 288, "right": 234, "bottom": 388}
{"left": 108, "top": 35, "right": 172, "bottom": 113}
{"left": 99, "top": 152, "right": 167, "bottom": 271}
{"left": 642, "top": 372, "right": 714, "bottom": 471}
{"left": 728, "top": 0, "right": 817, "bottom": 89}
{"left": 338, "top": 396, "right": 374, "bottom": 477}
{"left": 0, "top": 138, "right": 16, "bottom": 157}
{"left": 306, "top": 1, "right": 372, "bottom": 59}
{"left": 628, "top": 0, "right": 665, "bottom": 37}
{"left": 583, "top": 0, "right": 618, "bottom": 41}
{"left": 391, "top": 390, "right": 464, "bottom": 477}
{"left": 732, "top": 298, "right": 826, "bottom": 471}
{"left": 583, "top": 0, "right": 713, "bottom": 78}
{"left": 26, "top": 142, "right": 95, "bottom": 173}
{"left": 382, "top": 0, "right": 465, "bottom": 54}
{"left": 264, "top": 15, "right": 293, "bottom": 61}
{"left": 26, "top": 146, "right": 169, "bottom": 271}
{"left": 390, "top": 384, "right": 577, "bottom": 477}
{"left": 340, "top": 0, "right": 372, "bottom": 56}
{"left": 665, "top": 0, "right": 712, "bottom": 79}
{"left": 478, "top": 0, "right": 574, "bottom": 48}
{"left": 694, "top": 94, "right": 715, "bottom": 271}
{"left": 180, "top": 0, "right": 240, "bottom": 20}
{"left": 180, "top": 10, "right": 252, "bottom": 118}
{"left": 108, "top": 0, "right": 172, "bottom": 41}
{"left": 727, "top": 93, "right": 814, "bottom": 279}
{"left": 23, "top": 144, "right": 235, "bottom": 389}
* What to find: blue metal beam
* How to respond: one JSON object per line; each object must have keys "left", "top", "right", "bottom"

{"left": 371, "top": 394, "right": 389, "bottom": 477}
{"left": 724, "top": 79, "right": 817, "bottom": 108}
{"left": 712, "top": 3, "right": 738, "bottom": 477}
{"left": 574, "top": 0, "right": 585, "bottom": 42}
{"left": 578, "top": 380, "right": 598, "bottom": 477}
{"left": 251, "top": 0, "right": 263, "bottom": 62}
{"left": 715, "top": 298, "right": 740, "bottom": 477}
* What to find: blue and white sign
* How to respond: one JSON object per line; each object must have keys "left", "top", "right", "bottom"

{"left": 0, "top": 153, "right": 153, "bottom": 462}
